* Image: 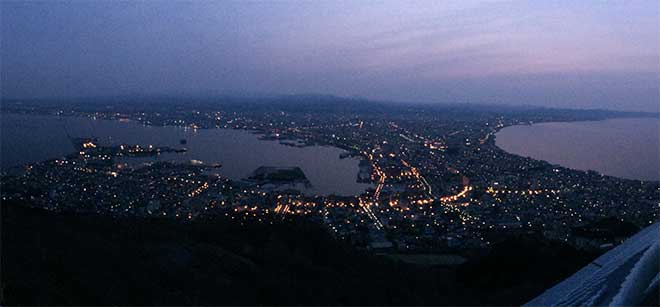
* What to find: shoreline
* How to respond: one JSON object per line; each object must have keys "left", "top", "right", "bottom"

{"left": 492, "top": 117, "right": 660, "bottom": 183}
{"left": 0, "top": 113, "right": 375, "bottom": 196}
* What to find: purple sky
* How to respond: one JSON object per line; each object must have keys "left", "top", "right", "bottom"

{"left": 2, "top": 1, "right": 658, "bottom": 111}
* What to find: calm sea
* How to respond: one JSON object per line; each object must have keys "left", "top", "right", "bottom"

{"left": 0, "top": 113, "right": 373, "bottom": 195}
{"left": 496, "top": 118, "right": 660, "bottom": 181}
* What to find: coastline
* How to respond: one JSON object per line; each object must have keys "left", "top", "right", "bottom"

{"left": 492, "top": 117, "right": 660, "bottom": 182}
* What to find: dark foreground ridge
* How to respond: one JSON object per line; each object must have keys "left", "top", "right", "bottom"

{"left": 2, "top": 201, "right": 599, "bottom": 306}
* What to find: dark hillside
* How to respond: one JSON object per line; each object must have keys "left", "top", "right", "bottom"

{"left": 1, "top": 202, "right": 597, "bottom": 306}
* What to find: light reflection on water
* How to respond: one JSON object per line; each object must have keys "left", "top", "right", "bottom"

{"left": 0, "top": 113, "right": 373, "bottom": 196}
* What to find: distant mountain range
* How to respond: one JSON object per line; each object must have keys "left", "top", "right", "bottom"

{"left": 2, "top": 93, "right": 658, "bottom": 119}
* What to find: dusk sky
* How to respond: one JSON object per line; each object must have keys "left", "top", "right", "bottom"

{"left": 2, "top": 0, "right": 658, "bottom": 111}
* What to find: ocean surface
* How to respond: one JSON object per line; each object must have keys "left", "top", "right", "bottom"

{"left": 0, "top": 113, "right": 373, "bottom": 195}
{"left": 496, "top": 117, "right": 659, "bottom": 181}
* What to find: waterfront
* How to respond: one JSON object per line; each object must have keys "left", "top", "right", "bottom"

{"left": 496, "top": 118, "right": 660, "bottom": 181}
{"left": 0, "top": 113, "right": 372, "bottom": 195}
{"left": 2, "top": 101, "right": 658, "bottom": 254}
